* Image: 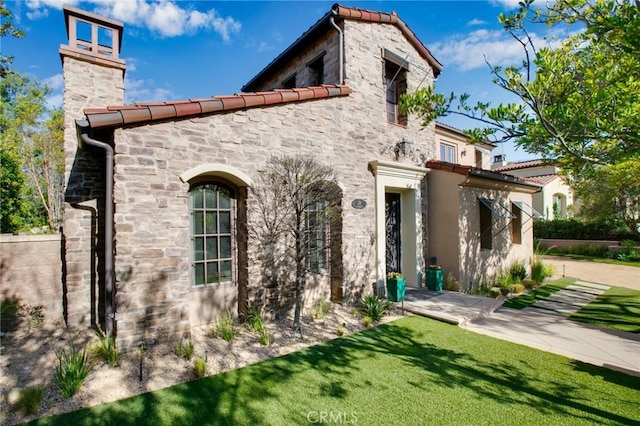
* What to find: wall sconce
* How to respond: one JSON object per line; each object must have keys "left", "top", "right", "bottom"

{"left": 461, "top": 149, "right": 467, "bottom": 157}
{"left": 394, "top": 138, "right": 413, "bottom": 160}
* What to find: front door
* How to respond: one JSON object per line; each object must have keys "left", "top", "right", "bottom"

{"left": 385, "top": 193, "right": 401, "bottom": 275}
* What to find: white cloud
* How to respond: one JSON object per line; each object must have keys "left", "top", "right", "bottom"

{"left": 431, "top": 29, "right": 557, "bottom": 72}
{"left": 124, "top": 77, "right": 177, "bottom": 104}
{"left": 44, "top": 73, "right": 64, "bottom": 90}
{"left": 46, "top": 93, "right": 63, "bottom": 109}
{"left": 467, "top": 18, "right": 487, "bottom": 26}
{"left": 24, "top": 0, "right": 241, "bottom": 40}
{"left": 490, "top": 0, "right": 523, "bottom": 8}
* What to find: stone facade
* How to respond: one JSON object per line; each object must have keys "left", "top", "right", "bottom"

{"left": 61, "top": 48, "right": 125, "bottom": 328}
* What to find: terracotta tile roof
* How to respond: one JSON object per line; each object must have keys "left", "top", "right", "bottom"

{"left": 522, "top": 174, "right": 558, "bottom": 185}
{"left": 492, "top": 159, "right": 548, "bottom": 172}
{"left": 426, "top": 160, "right": 541, "bottom": 189}
{"left": 242, "top": 4, "right": 442, "bottom": 92}
{"left": 82, "top": 84, "right": 352, "bottom": 129}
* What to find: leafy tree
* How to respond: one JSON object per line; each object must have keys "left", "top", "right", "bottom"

{"left": 1, "top": 68, "right": 63, "bottom": 232}
{"left": 1, "top": 0, "right": 24, "bottom": 77}
{"left": 250, "top": 156, "right": 340, "bottom": 333}
{"left": 401, "top": 0, "right": 640, "bottom": 235}
{"left": 573, "top": 160, "right": 640, "bottom": 236}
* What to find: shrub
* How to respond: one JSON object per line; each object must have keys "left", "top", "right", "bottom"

{"left": 469, "top": 278, "right": 492, "bottom": 296}
{"left": 259, "top": 327, "right": 270, "bottom": 346}
{"left": 489, "top": 288, "right": 502, "bottom": 298}
{"left": 363, "top": 316, "right": 373, "bottom": 327}
{"left": 359, "top": 294, "right": 389, "bottom": 322}
{"left": 176, "top": 338, "right": 194, "bottom": 361}
{"left": 496, "top": 269, "right": 515, "bottom": 289}
{"left": 509, "top": 259, "right": 527, "bottom": 282}
{"left": 312, "top": 300, "right": 330, "bottom": 320}
{"left": 93, "top": 332, "right": 120, "bottom": 367}
{"left": 521, "top": 279, "right": 537, "bottom": 290}
{"left": 531, "top": 259, "right": 554, "bottom": 284}
{"left": 444, "top": 273, "right": 460, "bottom": 292}
{"left": 245, "top": 306, "right": 264, "bottom": 332}
{"left": 213, "top": 310, "right": 236, "bottom": 342}
{"left": 336, "top": 325, "right": 346, "bottom": 336}
{"left": 193, "top": 357, "right": 207, "bottom": 378}
{"left": 16, "top": 385, "right": 45, "bottom": 415}
{"left": 510, "top": 283, "right": 526, "bottom": 294}
{"left": 54, "top": 346, "right": 93, "bottom": 398}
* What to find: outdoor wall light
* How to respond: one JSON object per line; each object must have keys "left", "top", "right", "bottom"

{"left": 394, "top": 138, "right": 413, "bottom": 159}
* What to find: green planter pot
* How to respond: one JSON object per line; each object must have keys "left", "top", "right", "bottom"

{"left": 426, "top": 269, "right": 443, "bottom": 291}
{"left": 386, "top": 278, "right": 406, "bottom": 302}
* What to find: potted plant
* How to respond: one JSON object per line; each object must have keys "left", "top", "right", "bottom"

{"left": 426, "top": 264, "right": 443, "bottom": 291}
{"left": 386, "top": 272, "right": 406, "bottom": 302}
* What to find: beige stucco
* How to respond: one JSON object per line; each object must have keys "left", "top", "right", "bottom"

{"left": 428, "top": 168, "right": 539, "bottom": 289}
{"left": 434, "top": 123, "right": 494, "bottom": 168}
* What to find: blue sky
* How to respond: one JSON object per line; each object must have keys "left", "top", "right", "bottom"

{"left": 4, "top": 0, "right": 556, "bottom": 162}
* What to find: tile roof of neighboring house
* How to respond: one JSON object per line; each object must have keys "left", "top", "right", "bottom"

{"left": 81, "top": 84, "right": 352, "bottom": 129}
{"left": 492, "top": 159, "right": 548, "bottom": 172}
{"left": 522, "top": 174, "right": 558, "bottom": 185}
{"left": 426, "top": 160, "right": 542, "bottom": 189}
{"left": 242, "top": 3, "right": 442, "bottom": 92}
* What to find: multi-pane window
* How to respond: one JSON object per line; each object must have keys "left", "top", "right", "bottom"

{"left": 282, "top": 74, "right": 296, "bottom": 89}
{"left": 190, "top": 184, "right": 234, "bottom": 286}
{"left": 305, "top": 200, "right": 328, "bottom": 272}
{"left": 385, "top": 60, "right": 407, "bottom": 126}
{"left": 440, "top": 144, "right": 456, "bottom": 163}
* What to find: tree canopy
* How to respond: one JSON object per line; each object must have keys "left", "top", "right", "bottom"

{"left": 0, "top": 1, "right": 64, "bottom": 233}
{"left": 401, "top": 0, "right": 640, "bottom": 235}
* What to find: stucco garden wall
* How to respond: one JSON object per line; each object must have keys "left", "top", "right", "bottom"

{"left": 0, "top": 234, "right": 64, "bottom": 324}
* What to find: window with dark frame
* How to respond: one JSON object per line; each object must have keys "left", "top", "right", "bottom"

{"left": 479, "top": 201, "right": 493, "bottom": 250}
{"left": 308, "top": 55, "right": 324, "bottom": 86}
{"left": 511, "top": 202, "right": 522, "bottom": 245}
{"left": 190, "top": 183, "right": 234, "bottom": 286}
{"left": 385, "top": 60, "right": 407, "bottom": 126}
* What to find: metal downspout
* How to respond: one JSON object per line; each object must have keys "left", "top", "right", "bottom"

{"left": 330, "top": 9, "right": 344, "bottom": 84}
{"left": 77, "top": 121, "right": 115, "bottom": 338}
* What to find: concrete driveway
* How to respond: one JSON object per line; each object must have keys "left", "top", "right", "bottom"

{"left": 543, "top": 255, "right": 640, "bottom": 290}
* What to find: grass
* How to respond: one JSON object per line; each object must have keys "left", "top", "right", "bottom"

{"left": 570, "top": 286, "right": 640, "bottom": 333}
{"left": 30, "top": 316, "right": 639, "bottom": 426}
{"left": 503, "top": 278, "right": 575, "bottom": 310}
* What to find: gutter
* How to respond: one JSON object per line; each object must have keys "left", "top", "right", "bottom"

{"left": 76, "top": 120, "right": 115, "bottom": 338}
{"left": 330, "top": 7, "right": 344, "bottom": 84}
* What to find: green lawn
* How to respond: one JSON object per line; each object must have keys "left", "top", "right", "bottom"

{"left": 546, "top": 253, "right": 640, "bottom": 268}
{"left": 570, "top": 286, "right": 640, "bottom": 333}
{"left": 32, "top": 316, "right": 639, "bottom": 426}
{"left": 503, "top": 278, "right": 575, "bottom": 310}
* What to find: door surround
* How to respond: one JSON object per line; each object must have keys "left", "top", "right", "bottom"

{"left": 369, "top": 160, "right": 427, "bottom": 293}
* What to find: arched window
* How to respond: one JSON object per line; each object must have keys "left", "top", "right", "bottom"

{"left": 190, "top": 183, "right": 234, "bottom": 286}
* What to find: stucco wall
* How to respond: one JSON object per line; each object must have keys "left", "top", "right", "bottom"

{"left": 0, "top": 234, "right": 64, "bottom": 324}
{"left": 65, "top": 18, "right": 438, "bottom": 349}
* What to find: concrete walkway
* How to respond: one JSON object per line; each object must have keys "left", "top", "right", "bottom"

{"left": 402, "top": 286, "right": 640, "bottom": 377}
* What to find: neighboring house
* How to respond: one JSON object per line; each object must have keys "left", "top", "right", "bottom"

{"left": 59, "top": 4, "right": 539, "bottom": 350}
{"left": 435, "top": 122, "right": 495, "bottom": 169}
{"left": 429, "top": 125, "right": 541, "bottom": 287}
{"left": 492, "top": 158, "right": 574, "bottom": 220}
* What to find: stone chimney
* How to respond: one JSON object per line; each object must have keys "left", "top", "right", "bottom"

{"left": 59, "top": 5, "right": 125, "bottom": 328}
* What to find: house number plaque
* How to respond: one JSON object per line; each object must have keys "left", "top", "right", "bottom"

{"left": 351, "top": 199, "right": 367, "bottom": 209}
